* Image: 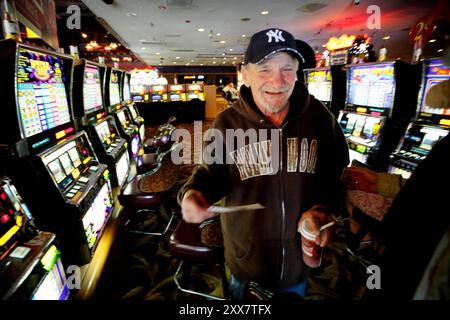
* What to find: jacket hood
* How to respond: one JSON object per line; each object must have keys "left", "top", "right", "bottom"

{"left": 232, "top": 81, "right": 312, "bottom": 127}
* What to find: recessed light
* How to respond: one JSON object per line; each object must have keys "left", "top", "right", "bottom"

{"left": 242, "top": 34, "right": 246, "bottom": 37}
{"left": 191, "top": 60, "right": 194, "bottom": 62}
{"left": 141, "top": 47, "right": 146, "bottom": 50}
{"left": 220, "top": 40, "right": 226, "bottom": 44}
{"left": 437, "top": 49, "right": 444, "bottom": 52}
{"left": 176, "top": 56, "right": 180, "bottom": 59}
{"left": 81, "top": 33, "right": 87, "bottom": 38}
{"left": 234, "top": 57, "right": 237, "bottom": 60}
{"left": 198, "top": 28, "right": 205, "bottom": 32}
{"left": 200, "top": 64, "right": 203, "bottom": 66}
{"left": 382, "top": 35, "right": 390, "bottom": 40}
{"left": 229, "top": 48, "right": 233, "bottom": 51}
{"left": 156, "top": 52, "right": 160, "bottom": 55}
{"left": 216, "top": 33, "right": 221, "bottom": 36}
{"left": 261, "top": 10, "right": 269, "bottom": 15}
{"left": 429, "top": 39, "right": 436, "bottom": 43}
{"left": 126, "top": 12, "right": 137, "bottom": 17}
{"left": 173, "top": 62, "right": 177, "bottom": 64}
{"left": 213, "top": 61, "right": 216, "bottom": 64}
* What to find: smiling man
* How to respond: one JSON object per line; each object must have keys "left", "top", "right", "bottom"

{"left": 179, "top": 28, "right": 349, "bottom": 300}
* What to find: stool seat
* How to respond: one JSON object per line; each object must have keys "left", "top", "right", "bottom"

{"left": 136, "top": 153, "right": 159, "bottom": 175}
{"left": 119, "top": 160, "right": 177, "bottom": 209}
{"left": 169, "top": 219, "right": 224, "bottom": 265}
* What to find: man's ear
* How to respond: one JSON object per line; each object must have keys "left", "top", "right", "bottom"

{"left": 241, "top": 64, "right": 250, "bottom": 87}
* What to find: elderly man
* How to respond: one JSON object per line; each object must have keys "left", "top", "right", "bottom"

{"left": 179, "top": 28, "right": 349, "bottom": 299}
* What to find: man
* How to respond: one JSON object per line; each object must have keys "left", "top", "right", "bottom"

{"left": 222, "top": 82, "right": 239, "bottom": 101}
{"left": 179, "top": 28, "right": 349, "bottom": 299}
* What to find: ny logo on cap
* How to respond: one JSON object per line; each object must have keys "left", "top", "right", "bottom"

{"left": 266, "top": 29, "right": 285, "bottom": 43}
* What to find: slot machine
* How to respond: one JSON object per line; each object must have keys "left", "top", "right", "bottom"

{"left": 337, "top": 60, "right": 421, "bottom": 170}
{"left": 0, "top": 177, "right": 69, "bottom": 300}
{"left": 0, "top": 40, "right": 113, "bottom": 266}
{"left": 303, "top": 65, "right": 346, "bottom": 117}
{"left": 150, "top": 84, "right": 168, "bottom": 102}
{"left": 122, "top": 71, "right": 145, "bottom": 142}
{"left": 388, "top": 59, "right": 450, "bottom": 179}
{"left": 168, "top": 84, "right": 186, "bottom": 102}
{"left": 104, "top": 68, "right": 142, "bottom": 161}
{"left": 186, "top": 83, "right": 205, "bottom": 101}
{"left": 72, "top": 60, "right": 131, "bottom": 191}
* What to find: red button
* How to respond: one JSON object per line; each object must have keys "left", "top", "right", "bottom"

{"left": 1, "top": 214, "right": 9, "bottom": 224}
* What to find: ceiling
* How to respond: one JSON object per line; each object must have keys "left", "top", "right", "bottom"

{"left": 77, "top": 0, "right": 437, "bottom": 67}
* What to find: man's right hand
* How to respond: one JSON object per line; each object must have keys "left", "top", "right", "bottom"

{"left": 181, "top": 189, "right": 218, "bottom": 223}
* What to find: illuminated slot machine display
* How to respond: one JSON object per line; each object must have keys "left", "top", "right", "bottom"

{"left": 122, "top": 72, "right": 146, "bottom": 142}
{"left": 388, "top": 59, "right": 450, "bottom": 179}
{"left": 0, "top": 40, "right": 113, "bottom": 266}
{"left": 186, "top": 83, "right": 205, "bottom": 101}
{"left": 72, "top": 60, "right": 130, "bottom": 191}
{"left": 150, "top": 84, "right": 168, "bottom": 102}
{"left": 105, "top": 68, "right": 142, "bottom": 162}
{"left": 338, "top": 60, "right": 421, "bottom": 170}
{"left": 0, "top": 177, "right": 70, "bottom": 300}
{"left": 130, "top": 69, "right": 153, "bottom": 102}
{"left": 303, "top": 66, "right": 346, "bottom": 117}
{"left": 168, "top": 84, "right": 186, "bottom": 102}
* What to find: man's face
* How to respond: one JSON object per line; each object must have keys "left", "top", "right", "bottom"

{"left": 242, "top": 52, "right": 298, "bottom": 114}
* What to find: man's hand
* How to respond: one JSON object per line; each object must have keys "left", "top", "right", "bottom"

{"left": 297, "top": 205, "right": 333, "bottom": 247}
{"left": 181, "top": 189, "right": 218, "bottom": 223}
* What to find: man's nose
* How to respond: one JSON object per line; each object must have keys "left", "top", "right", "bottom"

{"left": 271, "top": 69, "right": 285, "bottom": 87}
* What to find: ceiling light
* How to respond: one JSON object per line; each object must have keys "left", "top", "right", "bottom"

{"left": 191, "top": 60, "right": 194, "bottom": 62}
{"left": 222, "top": 62, "right": 226, "bottom": 64}
{"left": 234, "top": 57, "right": 237, "bottom": 60}
{"left": 216, "top": 33, "right": 221, "bottom": 36}
{"left": 198, "top": 28, "right": 205, "bottom": 32}
{"left": 213, "top": 61, "right": 216, "bottom": 64}
{"left": 141, "top": 47, "right": 146, "bottom": 50}
{"left": 437, "top": 49, "right": 444, "bottom": 52}
{"left": 156, "top": 52, "right": 160, "bottom": 55}
{"left": 242, "top": 34, "right": 246, "bottom": 37}
{"left": 229, "top": 48, "right": 233, "bottom": 51}
{"left": 81, "top": 33, "right": 87, "bottom": 38}
{"left": 176, "top": 56, "right": 180, "bottom": 59}
{"left": 261, "top": 10, "right": 269, "bottom": 15}
{"left": 200, "top": 64, "right": 203, "bottom": 66}
{"left": 173, "top": 62, "right": 177, "bottom": 64}
{"left": 126, "top": 12, "right": 137, "bottom": 17}
{"left": 220, "top": 40, "right": 226, "bottom": 44}
{"left": 382, "top": 35, "right": 390, "bottom": 40}
{"left": 429, "top": 39, "right": 436, "bottom": 43}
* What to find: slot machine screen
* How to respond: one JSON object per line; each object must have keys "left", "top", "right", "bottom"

{"left": 42, "top": 140, "right": 89, "bottom": 189}
{"left": 187, "top": 84, "right": 202, "bottom": 91}
{"left": 152, "top": 95, "right": 162, "bottom": 101}
{"left": 16, "top": 47, "right": 71, "bottom": 138}
{"left": 417, "top": 60, "right": 450, "bottom": 116}
{"left": 117, "top": 109, "right": 129, "bottom": 129}
{"left": 83, "top": 65, "right": 103, "bottom": 114}
{"left": 151, "top": 85, "right": 166, "bottom": 93}
{"left": 116, "top": 152, "right": 130, "bottom": 188}
{"left": 128, "top": 104, "right": 138, "bottom": 119}
{"left": 169, "top": 84, "right": 184, "bottom": 92}
{"left": 82, "top": 182, "right": 112, "bottom": 250}
{"left": 361, "top": 117, "right": 382, "bottom": 141}
{"left": 187, "top": 93, "right": 199, "bottom": 99}
{"left": 109, "top": 70, "right": 121, "bottom": 106}
{"left": 397, "top": 123, "right": 448, "bottom": 156}
{"left": 170, "top": 93, "right": 181, "bottom": 101}
{"left": 347, "top": 63, "right": 395, "bottom": 111}
{"left": 123, "top": 75, "right": 131, "bottom": 102}
{"left": 306, "top": 69, "right": 332, "bottom": 102}
{"left": 95, "top": 121, "right": 113, "bottom": 148}
{"left": 47, "top": 160, "right": 65, "bottom": 184}
{"left": 31, "top": 248, "right": 68, "bottom": 300}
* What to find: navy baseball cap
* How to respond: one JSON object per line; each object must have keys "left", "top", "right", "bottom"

{"left": 244, "top": 28, "right": 305, "bottom": 65}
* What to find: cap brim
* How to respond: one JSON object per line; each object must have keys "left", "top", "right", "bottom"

{"left": 249, "top": 47, "right": 305, "bottom": 65}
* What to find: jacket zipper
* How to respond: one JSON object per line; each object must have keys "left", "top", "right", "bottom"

{"left": 279, "top": 127, "right": 286, "bottom": 281}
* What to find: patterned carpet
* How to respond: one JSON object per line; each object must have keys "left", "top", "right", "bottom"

{"left": 108, "top": 120, "right": 379, "bottom": 301}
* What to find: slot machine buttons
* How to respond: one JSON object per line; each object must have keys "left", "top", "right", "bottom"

{"left": 78, "top": 176, "right": 90, "bottom": 184}
{"left": 89, "top": 166, "right": 98, "bottom": 172}
{"left": 9, "top": 246, "right": 31, "bottom": 260}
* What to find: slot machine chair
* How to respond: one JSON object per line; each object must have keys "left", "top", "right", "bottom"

{"left": 168, "top": 218, "right": 229, "bottom": 300}
{"left": 143, "top": 116, "right": 177, "bottom": 154}
{"left": 118, "top": 148, "right": 179, "bottom": 240}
